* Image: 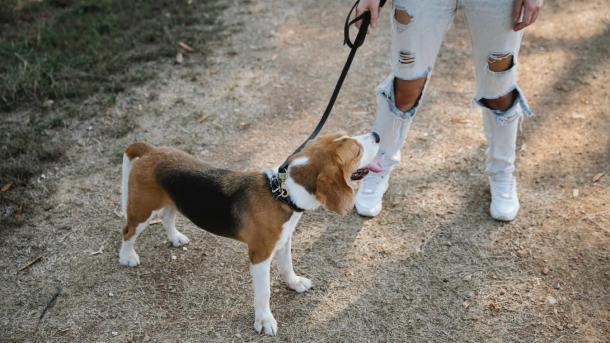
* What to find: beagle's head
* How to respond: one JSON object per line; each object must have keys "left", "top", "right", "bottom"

{"left": 286, "top": 132, "right": 382, "bottom": 215}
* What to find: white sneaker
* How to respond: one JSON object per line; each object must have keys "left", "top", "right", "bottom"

{"left": 355, "top": 172, "right": 391, "bottom": 217}
{"left": 489, "top": 174, "right": 519, "bottom": 221}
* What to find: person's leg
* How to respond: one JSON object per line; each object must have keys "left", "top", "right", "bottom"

{"left": 463, "top": 0, "right": 533, "bottom": 221}
{"left": 356, "top": 0, "right": 456, "bottom": 217}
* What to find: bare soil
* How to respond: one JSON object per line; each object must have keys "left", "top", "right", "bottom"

{"left": 1, "top": 0, "right": 609, "bottom": 342}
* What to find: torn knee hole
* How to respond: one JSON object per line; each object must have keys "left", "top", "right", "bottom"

{"left": 394, "top": 8, "right": 412, "bottom": 25}
{"left": 481, "top": 89, "right": 518, "bottom": 111}
{"left": 394, "top": 76, "right": 427, "bottom": 112}
{"left": 487, "top": 53, "right": 514, "bottom": 72}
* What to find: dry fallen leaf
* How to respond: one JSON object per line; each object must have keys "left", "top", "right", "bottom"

{"left": 175, "top": 52, "right": 184, "bottom": 64}
{"left": 178, "top": 41, "right": 194, "bottom": 52}
{"left": 197, "top": 113, "right": 210, "bottom": 123}
{"left": 42, "top": 99, "right": 54, "bottom": 109}
{"left": 557, "top": 85, "right": 569, "bottom": 92}
{"left": 463, "top": 300, "right": 470, "bottom": 308}
{"left": 0, "top": 181, "right": 13, "bottom": 193}
{"left": 450, "top": 117, "right": 470, "bottom": 125}
{"left": 489, "top": 302, "right": 501, "bottom": 312}
{"left": 592, "top": 173, "right": 604, "bottom": 183}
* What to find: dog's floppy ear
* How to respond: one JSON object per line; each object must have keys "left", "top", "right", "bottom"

{"left": 335, "top": 137, "right": 363, "bottom": 165}
{"left": 315, "top": 167, "right": 355, "bottom": 215}
{"left": 315, "top": 138, "right": 363, "bottom": 215}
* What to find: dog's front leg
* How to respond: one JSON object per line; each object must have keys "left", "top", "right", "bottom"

{"left": 276, "top": 236, "right": 313, "bottom": 293}
{"left": 250, "top": 257, "right": 277, "bottom": 336}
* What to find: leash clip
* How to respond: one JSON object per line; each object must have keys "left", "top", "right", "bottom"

{"left": 270, "top": 172, "right": 289, "bottom": 199}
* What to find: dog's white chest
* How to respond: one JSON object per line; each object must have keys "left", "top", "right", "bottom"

{"left": 274, "top": 212, "right": 302, "bottom": 253}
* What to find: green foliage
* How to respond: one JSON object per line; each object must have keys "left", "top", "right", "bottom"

{"left": 0, "top": 0, "right": 225, "bottom": 110}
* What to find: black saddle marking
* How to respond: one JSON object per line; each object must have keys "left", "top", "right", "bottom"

{"left": 157, "top": 167, "right": 247, "bottom": 238}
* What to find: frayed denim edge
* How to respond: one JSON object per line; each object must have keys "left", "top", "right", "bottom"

{"left": 474, "top": 85, "right": 533, "bottom": 126}
{"left": 376, "top": 67, "right": 431, "bottom": 120}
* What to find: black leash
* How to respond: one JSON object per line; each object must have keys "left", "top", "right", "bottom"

{"left": 277, "top": 0, "right": 387, "bottom": 174}
{"left": 270, "top": 0, "right": 386, "bottom": 211}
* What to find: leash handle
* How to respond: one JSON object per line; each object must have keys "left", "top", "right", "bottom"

{"left": 344, "top": 0, "right": 387, "bottom": 49}
{"left": 278, "top": 0, "right": 386, "bottom": 173}
{"left": 343, "top": 0, "right": 386, "bottom": 49}
{"left": 344, "top": 1, "right": 369, "bottom": 49}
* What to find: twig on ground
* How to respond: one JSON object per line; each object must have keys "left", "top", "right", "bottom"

{"left": 584, "top": 216, "right": 608, "bottom": 232}
{"left": 18, "top": 256, "right": 43, "bottom": 273}
{"left": 162, "top": 25, "right": 173, "bottom": 44}
{"left": 90, "top": 246, "right": 104, "bottom": 256}
{"left": 33, "top": 286, "right": 61, "bottom": 335}
{"left": 582, "top": 208, "right": 610, "bottom": 219}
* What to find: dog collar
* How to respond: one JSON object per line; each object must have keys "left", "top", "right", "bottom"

{"left": 266, "top": 171, "right": 304, "bottom": 213}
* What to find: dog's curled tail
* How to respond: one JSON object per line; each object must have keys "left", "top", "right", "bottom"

{"left": 121, "top": 142, "right": 154, "bottom": 217}
{"left": 125, "top": 142, "right": 154, "bottom": 160}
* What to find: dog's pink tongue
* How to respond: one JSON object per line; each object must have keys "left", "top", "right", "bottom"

{"left": 365, "top": 158, "right": 384, "bottom": 173}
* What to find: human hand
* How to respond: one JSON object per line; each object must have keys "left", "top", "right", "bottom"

{"left": 355, "top": 0, "right": 380, "bottom": 31}
{"left": 513, "top": 0, "right": 543, "bottom": 31}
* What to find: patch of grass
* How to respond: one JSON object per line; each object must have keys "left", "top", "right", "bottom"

{"left": 0, "top": 0, "right": 226, "bottom": 109}
{"left": 0, "top": 117, "right": 65, "bottom": 227}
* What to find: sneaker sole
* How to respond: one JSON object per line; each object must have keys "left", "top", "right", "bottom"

{"left": 490, "top": 204, "right": 519, "bottom": 222}
{"left": 355, "top": 202, "right": 382, "bottom": 217}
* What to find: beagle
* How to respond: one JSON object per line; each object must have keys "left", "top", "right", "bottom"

{"left": 118, "top": 131, "right": 382, "bottom": 335}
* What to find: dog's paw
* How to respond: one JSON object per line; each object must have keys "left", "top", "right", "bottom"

{"left": 254, "top": 312, "right": 277, "bottom": 336}
{"left": 119, "top": 250, "right": 140, "bottom": 267}
{"left": 287, "top": 275, "right": 313, "bottom": 293}
{"left": 169, "top": 231, "right": 190, "bottom": 247}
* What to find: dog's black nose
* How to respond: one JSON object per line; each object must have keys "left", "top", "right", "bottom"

{"left": 372, "top": 132, "right": 380, "bottom": 143}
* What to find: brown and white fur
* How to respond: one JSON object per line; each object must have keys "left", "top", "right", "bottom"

{"left": 118, "top": 132, "right": 380, "bottom": 335}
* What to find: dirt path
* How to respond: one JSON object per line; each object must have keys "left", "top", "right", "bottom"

{"left": 2, "top": 0, "right": 609, "bottom": 341}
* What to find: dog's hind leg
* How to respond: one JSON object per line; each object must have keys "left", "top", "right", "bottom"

{"left": 160, "top": 207, "right": 190, "bottom": 247}
{"left": 119, "top": 216, "right": 151, "bottom": 267}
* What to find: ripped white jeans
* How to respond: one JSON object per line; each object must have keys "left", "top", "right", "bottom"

{"left": 380, "top": 0, "right": 532, "bottom": 123}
